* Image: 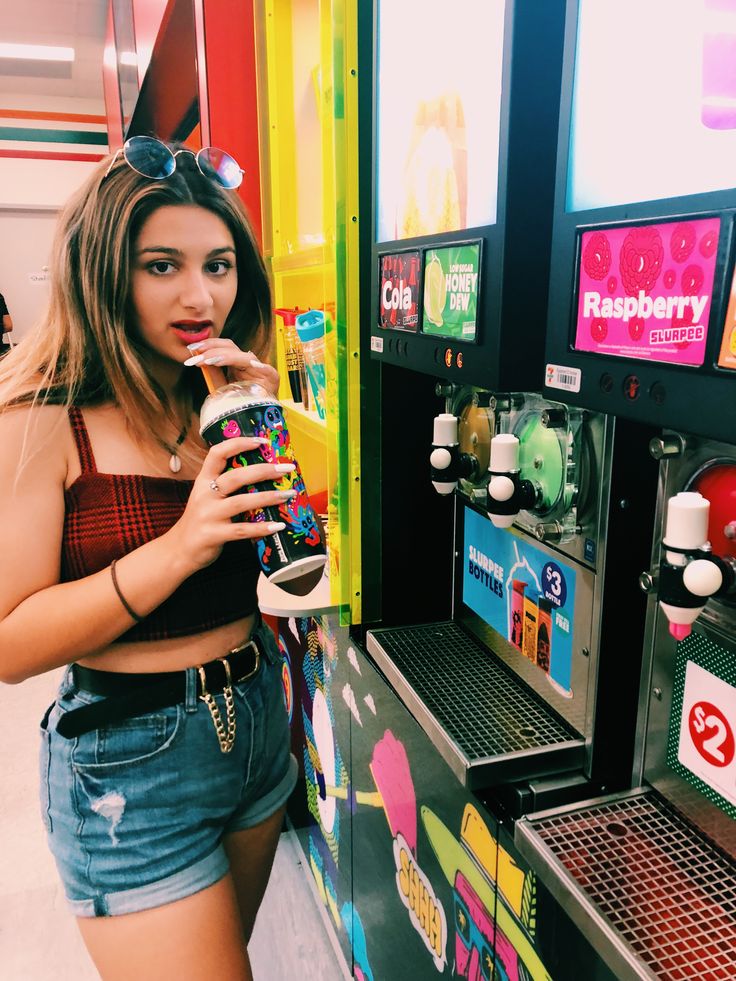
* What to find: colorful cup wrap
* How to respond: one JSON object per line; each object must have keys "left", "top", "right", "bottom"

{"left": 203, "top": 401, "right": 325, "bottom": 578}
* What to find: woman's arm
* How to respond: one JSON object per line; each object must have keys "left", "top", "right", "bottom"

{"left": 0, "top": 409, "right": 291, "bottom": 684}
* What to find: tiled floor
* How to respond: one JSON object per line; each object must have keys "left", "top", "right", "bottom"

{"left": 0, "top": 669, "right": 349, "bottom": 980}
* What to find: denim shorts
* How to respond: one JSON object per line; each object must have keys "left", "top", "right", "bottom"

{"left": 39, "top": 620, "right": 297, "bottom": 918}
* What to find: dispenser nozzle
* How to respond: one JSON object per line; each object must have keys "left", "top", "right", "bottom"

{"left": 486, "top": 434, "right": 536, "bottom": 528}
{"left": 655, "top": 491, "right": 733, "bottom": 641}
{"left": 431, "top": 413, "right": 460, "bottom": 495}
{"left": 669, "top": 622, "right": 692, "bottom": 641}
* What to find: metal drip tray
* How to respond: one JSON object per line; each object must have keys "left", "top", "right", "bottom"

{"left": 366, "top": 621, "right": 584, "bottom": 788}
{"left": 515, "top": 789, "right": 736, "bottom": 981}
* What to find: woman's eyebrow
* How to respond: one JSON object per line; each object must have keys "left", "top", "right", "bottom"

{"left": 136, "top": 246, "right": 236, "bottom": 257}
{"left": 137, "top": 246, "right": 181, "bottom": 256}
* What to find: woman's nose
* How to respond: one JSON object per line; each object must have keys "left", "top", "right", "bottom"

{"left": 180, "top": 273, "right": 213, "bottom": 310}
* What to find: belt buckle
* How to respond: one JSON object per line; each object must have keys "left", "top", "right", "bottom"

{"left": 227, "top": 638, "right": 260, "bottom": 684}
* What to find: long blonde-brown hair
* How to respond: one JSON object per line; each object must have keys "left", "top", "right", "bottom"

{"left": 0, "top": 144, "right": 272, "bottom": 459}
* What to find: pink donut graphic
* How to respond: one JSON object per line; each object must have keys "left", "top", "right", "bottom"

{"left": 670, "top": 223, "right": 696, "bottom": 263}
{"left": 590, "top": 317, "right": 608, "bottom": 342}
{"left": 628, "top": 317, "right": 645, "bottom": 341}
{"left": 619, "top": 227, "right": 663, "bottom": 296}
{"left": 663, "top": 269, "right": 676, "bottom": 289}
{"left": 681, "top": 264, "right": 704, "bottom": 296}
{"left": 583, "top": 231, "right": 612, "bottom": 281}
{"left": 699, "top": 229, "right": 718, "bottom": 259}
{"left": 607, "top": 275, "right": 617, "bottom": 293}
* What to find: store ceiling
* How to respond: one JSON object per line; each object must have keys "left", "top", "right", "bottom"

{"left": 0, "top": 0, "right": 107, "bottom": 102}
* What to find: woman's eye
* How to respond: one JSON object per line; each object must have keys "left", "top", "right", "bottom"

{"left": 147, "top": 260, "right": 175, "bottom": 275}
{"left": 206, "top": 259, "right": 232, "bottom": 275}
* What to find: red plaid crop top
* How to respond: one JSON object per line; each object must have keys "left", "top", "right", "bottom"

{"left": 61, "top": 407, "right": 260, "bottom": 642}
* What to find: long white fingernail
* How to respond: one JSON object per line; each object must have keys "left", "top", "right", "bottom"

{"left": 250, "top": 358, "right": 267, "bottom": 368}
{"left": 204, "top": 356, "right": 225, "bottom": 365}
{"left": 266, "top": 522, "right": 286, "bottom": 532}
{"left": 187, "top": 341, "right": 206, "bottom": 351}
{"left": 274, "top": 463, "right": 296, "bottom": 473}
{"left": 184, "top": 354, "right": 205, "bottom": 366}
{"left": 277, "top": 490, "right": 296, "bottom": 500}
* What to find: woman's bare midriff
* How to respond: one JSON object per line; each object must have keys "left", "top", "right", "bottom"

{"left": 74, "top": 612, "right": 258, "bottom": 674}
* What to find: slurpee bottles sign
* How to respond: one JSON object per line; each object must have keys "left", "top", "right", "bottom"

{"left": 574, "top": 217, "right": 720, "bottom": 367}
{"left": 463, "top": 508, "right": 575, "bottom": 695}
{"left": 422, "top": 242, "right": 480, "bottom": 341}
{"left": 379, "top": 251, "right": 421, "bottom": 331}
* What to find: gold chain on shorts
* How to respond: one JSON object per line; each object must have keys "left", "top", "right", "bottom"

{"left": 198, "top": 658, "right": 236, "bottom": 753}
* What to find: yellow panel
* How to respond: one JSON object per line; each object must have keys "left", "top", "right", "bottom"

{"left": 257, "top": 0, "right": 362, "bottom": 622}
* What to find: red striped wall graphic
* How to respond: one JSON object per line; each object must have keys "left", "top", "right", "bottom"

{"left": 0, "top": 109, "right": 108, "bottom": 161}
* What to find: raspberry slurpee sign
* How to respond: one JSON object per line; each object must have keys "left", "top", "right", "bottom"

{"left": 574, "top": 218, "right": 720, "bottom": 367}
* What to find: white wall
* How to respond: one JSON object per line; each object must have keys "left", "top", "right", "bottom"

{"left": 0, "top": 93, "right": 105, "bottom": 339}
{"left": 0, "top": 209, "right": 57, "bottom": 340}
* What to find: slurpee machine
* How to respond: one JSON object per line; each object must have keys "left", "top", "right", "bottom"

{"left": 341, "top": 1, "right": 658, "bottom": 979}
{"left": 514, "top": 2, "right": 736, "bottom": 979}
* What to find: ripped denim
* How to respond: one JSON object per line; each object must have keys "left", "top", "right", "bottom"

{"left": 38, "top": 620, "right": 297, "bottom": 917}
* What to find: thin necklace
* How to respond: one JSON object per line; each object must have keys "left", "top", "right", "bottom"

{"left": 161, "top": 423, "right": 188, "bottom": 473}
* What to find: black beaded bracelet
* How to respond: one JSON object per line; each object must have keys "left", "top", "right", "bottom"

{"left": 110, "top": 558, "right": 143, "bottom": 622}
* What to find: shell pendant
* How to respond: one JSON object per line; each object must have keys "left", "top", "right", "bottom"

{"left": 169, "top": 453, "right": 182, "bottom": 474}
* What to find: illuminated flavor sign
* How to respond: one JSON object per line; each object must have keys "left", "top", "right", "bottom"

{"left": 574, "top": 218, "right": 720, "bottom": 367}
{"left": 717, "top": 259, "right": 736, "bottom": 370}
{"left": 379, "top": 251, "right": 421, "bottom": 331}
{"left": 376, "top": 0, "right": 505, "bottom": 242}
{"left": 422, "top": 243, "right": 481, "bottom": 342}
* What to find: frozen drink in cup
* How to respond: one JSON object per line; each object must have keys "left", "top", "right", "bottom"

{"left": 199, "top": 382, "right": 326, "bottom": 585}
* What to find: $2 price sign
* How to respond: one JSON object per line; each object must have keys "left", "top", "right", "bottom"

{"left": 677, "top": 661, "right": 736, "bottom": 809}
{"left": 688, "top": 702, "right": 735, "bottom": 768}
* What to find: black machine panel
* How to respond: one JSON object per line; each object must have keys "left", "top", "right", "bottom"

{"left": 543, "top": 0, "right": 736, "bottom": 441}
{"left": 369, "top": 0, "right": 567, "bottom": 390}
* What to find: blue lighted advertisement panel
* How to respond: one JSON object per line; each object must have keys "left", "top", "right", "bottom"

{"left": 463, "top": 509, "right": 576, "bottom": 695}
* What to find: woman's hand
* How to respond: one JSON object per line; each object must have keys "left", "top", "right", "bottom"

{"left": 185, "top": 338, "right": 280, "bottom": 394}
{"left": 167, "top": 435, "right": 295, "bottom": 573}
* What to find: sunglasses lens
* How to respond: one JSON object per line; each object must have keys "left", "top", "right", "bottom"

{"left": 198, "top": 147, "right": 243, "bottom": 189}
{"left": 124, "top": 136, "right": 175, "bottom": 180}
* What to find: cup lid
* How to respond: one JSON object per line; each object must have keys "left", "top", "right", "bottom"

{"left": 199, "top": 382, "right": 280, "bottom": 434}
{"left": 295, "top": 310, "right": 325, "bottom": 342}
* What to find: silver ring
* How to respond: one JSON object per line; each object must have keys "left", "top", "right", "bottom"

{"left": 209, "top": 479, "right": 221, "bottom": 494}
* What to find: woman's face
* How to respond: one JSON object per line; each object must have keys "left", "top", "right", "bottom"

{"left": 130, "top": 204, "right": 238, "bottom": 370}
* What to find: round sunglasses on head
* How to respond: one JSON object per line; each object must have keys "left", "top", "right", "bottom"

{"left": 104, "top": 135, "right": 244, "bottom": 189}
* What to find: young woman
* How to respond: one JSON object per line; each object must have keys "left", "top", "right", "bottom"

{"left": 0, "top": 139, "right": 297, "bottom": 980}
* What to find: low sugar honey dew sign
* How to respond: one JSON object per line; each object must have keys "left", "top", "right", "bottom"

{"left": 422, "top": 242, "right": 480, "bottom": 341}
{"left": 463, "top": 508, "right": 576, "bottom": 695}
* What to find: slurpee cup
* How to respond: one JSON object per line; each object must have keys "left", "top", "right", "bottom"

{"left": 522, "top": 596, "right": 539, "bottom": 664}
{"left": 510, "top": 580, "right": 526, "bottom": 650}
{"left": 536, "top": 598, "right": 553, "bottom": 673}
{"left": 199, "top": 382, "right": 326, "bottom": 584}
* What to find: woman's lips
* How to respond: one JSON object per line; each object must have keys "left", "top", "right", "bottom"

{"left": 171, "top": 323, "right": 212, "bottom": 345}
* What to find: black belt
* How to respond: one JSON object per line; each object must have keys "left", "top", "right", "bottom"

{"left": 55, "top": 636, "right": 263, "bottom": 739}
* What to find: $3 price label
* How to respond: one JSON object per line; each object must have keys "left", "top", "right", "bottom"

{"left": 542, "top": 561, "right": 568, "bottom": 609}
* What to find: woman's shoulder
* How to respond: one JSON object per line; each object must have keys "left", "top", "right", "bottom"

{"left": 0, "top": 398, "right": 69, "bottom": 434}
{"left": 0, "top": 400, "right": 72, "bottom": 482}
